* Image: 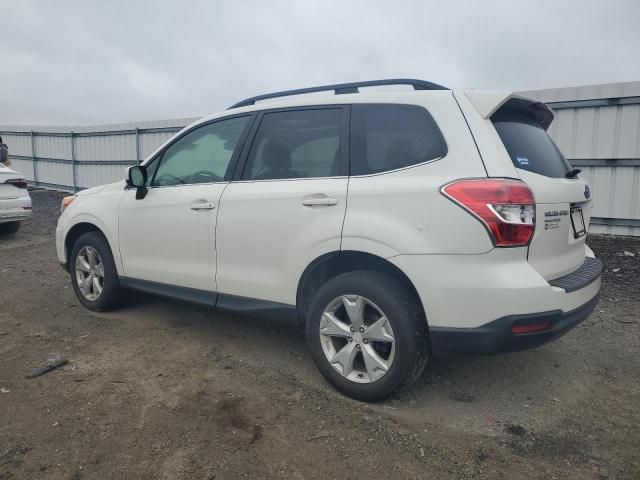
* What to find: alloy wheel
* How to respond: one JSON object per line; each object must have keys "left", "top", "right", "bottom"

{"left": 75, "top": 246, "right": 104, "bottom": 301}
{"left": 319, "top": 295, "right": 395, "bottom": 383}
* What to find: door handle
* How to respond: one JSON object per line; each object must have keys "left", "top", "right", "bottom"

{"left": 302, "top": 197, "right": 338, "bottom": 207}
{"left": 190, "top": 201, "right": 216, "bottom": 210}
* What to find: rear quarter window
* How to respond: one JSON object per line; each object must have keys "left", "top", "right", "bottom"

{"left": 492, "top": 108, "right": 571, "bottom": 178}
{"left": 350, "top": 104, "right": 447, "bottom": 175}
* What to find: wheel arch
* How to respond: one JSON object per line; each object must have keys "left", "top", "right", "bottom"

{"left": 64, "top": 222, "right": 115, "bottom": 273}
{"left": 296, "top": 250, "right": 427, "bottom": 325}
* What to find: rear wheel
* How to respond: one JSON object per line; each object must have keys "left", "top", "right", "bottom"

{"left": 306, "top": 270, "right": 429, "bottom": 401}
{"left": 70, "top": 231, "right": 125, "bottom": 311}
{"left": 0, "top": 221, "right": 20, "bottom": 234}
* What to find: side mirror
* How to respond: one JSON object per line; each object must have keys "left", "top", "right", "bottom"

{"left": 127, "top": 165, "right": 148, "bottom": 199}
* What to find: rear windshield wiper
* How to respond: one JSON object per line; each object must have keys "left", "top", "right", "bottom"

{"left": 565, "top": 168, "right": 582, "bottom": 179}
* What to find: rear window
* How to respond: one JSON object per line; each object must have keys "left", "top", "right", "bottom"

{"left": 492, "top": 108, "right": 571, "bottom": 178}
{"left": 350, "top": 104, "right": 447, "bottom": 175}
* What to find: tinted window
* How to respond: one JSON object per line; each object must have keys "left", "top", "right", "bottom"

{"left": 243, "top": 109, "right": 342, "bottom": 180}
{"left": 152, "top": 116, "right": 249, "bottom": 186}
{"left": 493, "top": 109, "right": 571, "bottom": 178}
{"left": 350, "top": 104, "right": 447, "bottom": 175}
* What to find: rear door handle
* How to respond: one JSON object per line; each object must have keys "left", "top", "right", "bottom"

{"left": 190, "top": 201, "right": 216, "bottom": 210}
{"left": 302, "top": 197, "right": 338, "bottom": 206}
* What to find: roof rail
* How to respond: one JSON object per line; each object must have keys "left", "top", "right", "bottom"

{"left": 227, "top": 78, "right": 448, "bottom": 109}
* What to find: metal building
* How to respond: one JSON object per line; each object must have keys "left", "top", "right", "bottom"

{"left": 1, "top": 81, "right": 639, "bottom": 236}
{"left": 521, "top": 81, "right": 640, "bottom": 236}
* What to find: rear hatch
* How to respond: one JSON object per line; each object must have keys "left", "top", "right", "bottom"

{"left": 490, "top": 100, "right": 591, "bottom": 280}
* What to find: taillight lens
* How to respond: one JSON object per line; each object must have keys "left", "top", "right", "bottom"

{"left": 441, "top": 178, "right": 535, "bottom": 247}
{"left": 5, "top": 178, "right": 28, "bottom": 189}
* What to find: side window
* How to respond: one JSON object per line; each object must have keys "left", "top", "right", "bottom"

{"left": 243, "top": 109, "right": 342, "bottom": 180}
{"left": 350, "top": 104, "right": 447, "bottom": 175}
{"left": 152, "top": 116, "right": 250, "bottom": 186}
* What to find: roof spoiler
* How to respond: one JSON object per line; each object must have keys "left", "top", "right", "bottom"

{"left": 463, "top": 91, "right": 555, "bottom": 130}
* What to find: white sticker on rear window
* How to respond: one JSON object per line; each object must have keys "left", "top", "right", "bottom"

{"left": 516, "top": 156, "right": 529, "bottom": 166}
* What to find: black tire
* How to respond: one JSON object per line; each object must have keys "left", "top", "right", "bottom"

{"left": 306, "top": 270, "right": 429, "bottom": 402}
{"left": 70, "top": 231, "right": 125, "bottom": 312}
{"left": 0, "top": 221, "right": 20, "bottom": 234}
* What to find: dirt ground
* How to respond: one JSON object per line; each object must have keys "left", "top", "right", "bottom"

{"left": 1, "top": 190, "right": 639, "bottom": 480}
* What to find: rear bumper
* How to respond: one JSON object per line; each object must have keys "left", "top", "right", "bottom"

{"left": 0, "top": 196, "right": 32, "bottom": 223}
{"left": 430, "top": 293, "right": 599, "bottom": 355}
{"left": 389, "top": 248, "right": 602, "bottom": 355}
{"left": 0, "top": 208, "right": 31, "bottom": 223}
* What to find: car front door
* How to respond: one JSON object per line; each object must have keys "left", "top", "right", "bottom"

{"left": 118, "top": 115, "right": 252, "bottom": 291}
{"left": 215, "top": 106, "right": 349, "bottom": 306}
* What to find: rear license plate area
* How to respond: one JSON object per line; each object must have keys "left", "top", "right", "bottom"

{"left": 570, "top": 206, "right": 586, "bottom": 238}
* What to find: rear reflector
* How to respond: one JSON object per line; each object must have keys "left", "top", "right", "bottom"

{"left": 5, "top": 178, "right": 28, "bottom": 189}
{"left": 441, "top": 178, "right": 535, "bottom": 247}
{"left": 511, "top": 322, "right": 551, "bottom": 334}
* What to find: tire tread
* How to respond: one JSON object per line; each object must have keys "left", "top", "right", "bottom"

{"left": 305, "top": 270, "right": 429, "bottom": 401}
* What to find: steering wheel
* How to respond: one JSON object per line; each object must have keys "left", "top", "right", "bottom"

{"left": 154, "top": 172, "right": 185, "bottom": 186}
{"left": 190, "top": 170, "right": 221, "bottom": 183}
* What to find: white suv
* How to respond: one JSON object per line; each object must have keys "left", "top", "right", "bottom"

{"left": 56, "top": 79, "right": 602, "bottom": 401}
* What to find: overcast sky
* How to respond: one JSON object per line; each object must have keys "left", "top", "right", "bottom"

{"left": 1, "top": 0, "right": 639, "bottom": 125}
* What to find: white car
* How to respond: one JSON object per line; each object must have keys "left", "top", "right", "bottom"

{"left": 0, "top": 164, "right": 31, "bottom": 234}
{"left": 56, "top": 79, "right": 602, "bottom": 401}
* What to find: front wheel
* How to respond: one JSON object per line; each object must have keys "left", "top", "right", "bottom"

{"left": 306, "top": 271, "right": 429, "bottom": 401}
{"left": 70, "top": 231, "right": 125, "bottom": 312}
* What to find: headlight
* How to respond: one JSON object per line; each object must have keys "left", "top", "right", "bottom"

{"left": 61, "top": 195, "right": 77, "bottom": 213}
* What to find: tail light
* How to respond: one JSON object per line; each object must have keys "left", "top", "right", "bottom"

{"left": 441, "top": 178, "right": 535, "bottom": 247}
{"left": 5, "top": 178, "right": 28, "bottom": 189}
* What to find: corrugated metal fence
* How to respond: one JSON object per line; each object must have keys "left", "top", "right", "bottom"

{"left": 0, "top": 118, "right": 196, "bottom": 192}
{"left": 522, "top": 81, "right": 640, "bottom": 236}
{"left": 1, "top": 81, "right": 639, "bottom": 236}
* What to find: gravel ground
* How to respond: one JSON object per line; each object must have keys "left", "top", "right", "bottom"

{"left": 0, "top": 189, "right": 638, "bottom": 480}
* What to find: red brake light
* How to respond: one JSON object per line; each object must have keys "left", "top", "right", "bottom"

{"left": 5, "top": 178, "right": 28, "bottom": 189}
{"left": 442, "top": 179, "right": 535, "bottom": 247}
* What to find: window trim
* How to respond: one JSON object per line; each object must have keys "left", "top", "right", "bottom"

{"left": 232, "top": 105, "right": 350, "bottom": 182}
{"left": 146, "top": 112, "right": 256, "bottom": 189}
{"left": 348, "top": 103, "right": 448, "bottom": 177}
{"left": 347, "top": 153, "right": 447, "bottom": 178}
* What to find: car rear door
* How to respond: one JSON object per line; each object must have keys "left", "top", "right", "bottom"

{"left": 215, "top": 106, "right": 349, "bottom": 306}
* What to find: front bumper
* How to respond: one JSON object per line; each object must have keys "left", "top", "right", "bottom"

{"left": 429, "top": 293, "right": 599, "bottom": 355}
